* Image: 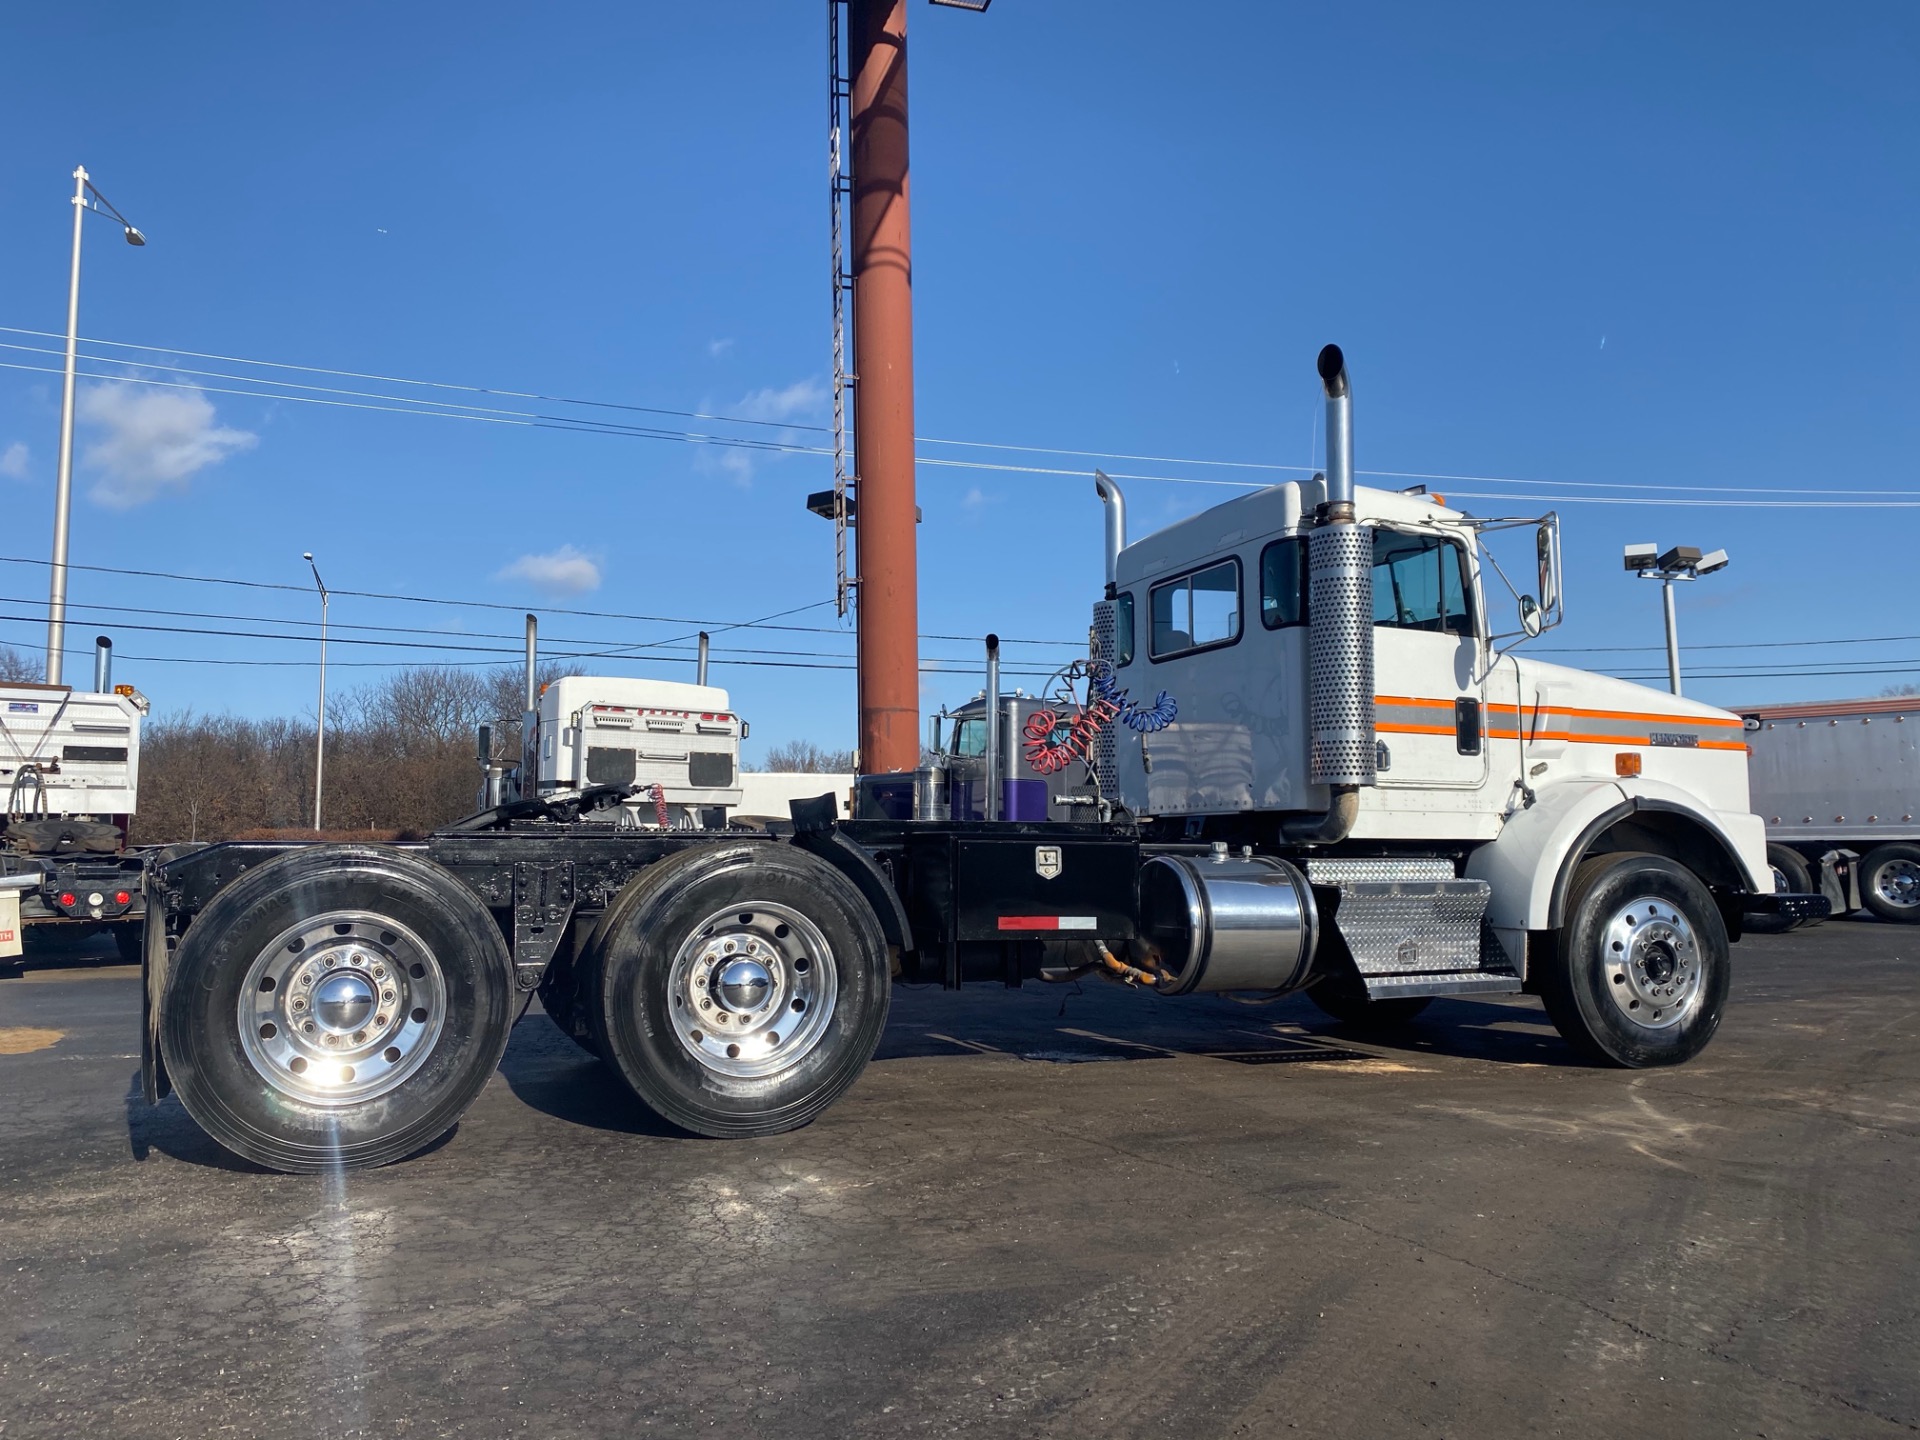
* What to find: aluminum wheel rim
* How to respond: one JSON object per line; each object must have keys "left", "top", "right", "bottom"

{"left": 667, "top": 901, "right": 837, "bottom": 1079}
{"left": 1599, "top": 894, "right": 1704, "bottom": 1031}
{"left": 237, "top": 909, "right": 448, "bottom": 1107}
{"left": 1872, "top": 859, "right": 1920, "bottom": 910}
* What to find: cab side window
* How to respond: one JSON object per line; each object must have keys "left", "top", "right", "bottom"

{"left": 1259, "top": 537, "right": 1308, "bottom": 629}
{"left": 1371, "top": 531, "right": 1475, "bottom": 637}
{"left": 1149, "top": 559, "right": 1241, "bottom": 659}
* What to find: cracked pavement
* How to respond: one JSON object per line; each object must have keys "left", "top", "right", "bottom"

{"left": 1, "top": 919, "right": 1915, "bottom": 1438}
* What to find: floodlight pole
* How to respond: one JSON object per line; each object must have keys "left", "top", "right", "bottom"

{"left": 305, "top": 554, "right": 330, "bottom": 831}
{"left": 1662, "top": 578, "right": 1681, "bottom": 696}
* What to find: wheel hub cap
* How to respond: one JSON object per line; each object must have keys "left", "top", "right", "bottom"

{"left": 1876, "top": 859, "right": 1920, "bottom": 909}
{"left": 236, "top": 911, "right": 448, "bottom": 1107}
{"left": 715, "top": 958, "right": 773, "bottom": 1012}
{"left": 313, "top": 972, "right": 377, "bottom": 1032}
{"left": 1599, "top": 895, "right": 1705, "bottom": 1031}
{"left": 667, "top": 902, "right": 838, "bottom": 1079}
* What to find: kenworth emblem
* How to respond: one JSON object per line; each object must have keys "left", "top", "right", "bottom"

{"left": 1035, "top": 845, "right": 1063, "bottom": 880}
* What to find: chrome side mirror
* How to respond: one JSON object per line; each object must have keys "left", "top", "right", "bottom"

{"left": 1519, "top": 595, "right": 1543, "bottom": 638}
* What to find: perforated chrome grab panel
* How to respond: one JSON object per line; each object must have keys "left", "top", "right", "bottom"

{"left": 1307, "top": 857, "right": 1455, "bottom": 884}
{"left": 1308, "top": 524, "right": 1376, "bottom": 785}
{"left": 1091, "top": 600, "right": 1119, "bottom": 795}
{"left": 1328, "top": 878, "right": 1491, "bottom": 974}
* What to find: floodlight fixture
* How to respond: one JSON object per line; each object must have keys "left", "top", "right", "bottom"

{"left": 1697, "top": 548, "right": 1730, "bottom": 576}
{"left": 928, "top": 0, "right": 992, "bottom": 10}
{"left": 1623, "top": 543, "right": 1657, "bottom": 572}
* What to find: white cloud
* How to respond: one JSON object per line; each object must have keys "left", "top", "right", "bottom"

{"left": 77, "top": 381, "right": 257, "bottom": 508}
{"left": 707, "top": 338, "right": 735, "bottom": 358}
{"left": 697, "top": 377, "right": 827, "bottom": 487}
{"left": 733, "top": 378, "right": 827, "bottom": 424}
{"left": 0, "top": 442, "right": 27, "bottom": 481}
{"left": 496, "top": 545, "right": 602, "bottom": 596}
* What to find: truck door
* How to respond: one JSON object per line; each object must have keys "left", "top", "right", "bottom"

{"left": 1369, "top": 528, "right": 1491, "bottom": 800}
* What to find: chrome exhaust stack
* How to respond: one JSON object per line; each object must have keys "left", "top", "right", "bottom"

{"left": 983, "top": 633, "right": 1002, "bottom": 821}
{"left": 1094, "top": 470, "right": 1127, "bottom": 591}
{"left": 93, "top": 635, "right": 112, "bottom": 693}
{"left": 523, "top": 614, "right": 539, "bottom": 712}
{"left": 1288, "top": 345, "right": 1375, "bottom": 840}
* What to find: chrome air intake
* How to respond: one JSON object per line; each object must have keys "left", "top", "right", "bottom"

{"left": 1308, "top": 345, "right": 1375, "bottom": 788}
{"left": 1139, "top": 850, "right": 1318, "bottom": 995}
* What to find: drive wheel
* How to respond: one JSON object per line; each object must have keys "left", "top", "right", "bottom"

{"left": 1860, "top": 844, "right": 1920, "bottom": 924}
{"left": 587, "top": 842, "right": 889, "bottom": 1138}
{"left": 1306, "top": 980, "right": 1432, "bottom": 1028}
{"left": 160, "top": 845, "right": 513, "bottom": 1172}
{"left": 1540, "top": 851, "right": 1729, "bottom": 1067}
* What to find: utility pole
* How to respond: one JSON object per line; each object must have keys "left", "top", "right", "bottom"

{"left": 847, "top": 0, "right": 920, "bottom": 776}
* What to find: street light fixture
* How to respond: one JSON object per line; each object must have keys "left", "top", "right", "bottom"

{"left": 304, "top": 552, "right": 330, "bottom": 832}
{"left": 45, "top": 167, "right": 146, "bottom": 686}
{"left": 1625, "top": 542, "right": 1730, "bottom": 696}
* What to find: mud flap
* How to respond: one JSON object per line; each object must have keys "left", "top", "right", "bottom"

{"left": 141, "top": 868, "right": 170, "bottom": 1104}
{"left": 1818, "top": 848, "right": 1862, "bottom": 918}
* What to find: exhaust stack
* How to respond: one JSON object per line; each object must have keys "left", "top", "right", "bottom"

{"left": 1094, "top": 470, "right": 1127, "bottom": 588}
{"left": 983, "top": 634, "right": 1001, "bottom": 822}
{"left": 1293, "top": 345, "right": 1375, "bottom": 834}
{"left": 697, "top": 631, "right": 710, "bottom": 686}
{"left": 93, "top": 635, "right": 112, "bottom": 693}
{"left": 523, "top": 614, "right": 538, "bottom": 712}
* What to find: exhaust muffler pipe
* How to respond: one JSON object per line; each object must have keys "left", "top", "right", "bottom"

{"left": 984, "top": 633, "right": 1002, "bottom": 822}
{"left": 1288, "top": 345, "right": 1374, "bottom": 840}
{"left": 523, "top": 614, "right": 538, "bottom": 712}
{"left": 93, "top": 635, "right": 112, "bottom": 693}
{"left": 1094, "top": 470, "right": 1127, "bottom": 589}
{"left": 697, "top": 631, "right": 710, "bottom": 686}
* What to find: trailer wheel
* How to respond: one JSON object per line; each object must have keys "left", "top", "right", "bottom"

{"left": 1858, "top": 844, "right": 1920, "bottom": 924}
{"left": 160, "top": 846, "right": 513, "bottom": 1172}
{"left": 1747, "top": 844, "right": 1815, "bottom": 934}
{"left": 587, "top": 842, "right": 890, "bottom": 1138}
{"left": 1539, "top": 851, "right": 1729, "bottom": 1067}
{"left": 1306, "top": 981, "right": 1432, "bottom": 1028}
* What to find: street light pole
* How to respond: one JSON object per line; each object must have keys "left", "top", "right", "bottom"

{"left": 1624, "top": 543, "right": 1729, "bottom": 698}
{"left": 304, "top": 553, "right": 329, "bottom": 831}
{"left": 45, "top": 166, "right": 145, "bottom": 686}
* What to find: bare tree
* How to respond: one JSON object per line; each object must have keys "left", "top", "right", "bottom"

{"left": 762, "top": 738, "right": 856, "bottom": 773}
{"left": 0, "top": 645, "right": 40, "bottom": 683}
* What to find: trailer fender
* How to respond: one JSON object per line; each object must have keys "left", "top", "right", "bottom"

{"left": 791, "top": 830, "right": 915, "bottom": 961}
{"left": 1466, "top": 779, "right": 1766, "bottom": 934}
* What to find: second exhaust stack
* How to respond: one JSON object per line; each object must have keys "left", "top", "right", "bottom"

{"left": 1305, "top": 344, "right": 1376, "bottom": 791}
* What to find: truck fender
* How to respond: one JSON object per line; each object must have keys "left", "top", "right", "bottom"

{"left": 1465, "top": 779, "right": 1767, "bottom": 934}
{"left": 790, "top": 830, "right": 915, "bottom": 960}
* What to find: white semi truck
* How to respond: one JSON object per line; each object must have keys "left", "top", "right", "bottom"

{"left": 134, "top": 346, "right": 1821, "bottom": 1172}
{"left": 0, "top": 638, "right": 151, "bottom": 961}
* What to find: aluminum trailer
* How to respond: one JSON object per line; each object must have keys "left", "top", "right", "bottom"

{"left": 1740, "top": 696, "right": 1920, "bottom": 923}
{"left": 135, "top": 347, "right": 1823, "bottom": 1172}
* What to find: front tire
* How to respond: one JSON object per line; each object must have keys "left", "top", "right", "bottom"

{"left": 1859, "top": 844, "right": 1920, "bottom": 924}
{"left": 160, "top": 846, "right": 514, "bottom": 1172}
{"left": 1539, "top": 851, "right": 1729, "bottom": 1067}
{"left": 587, "top": 842, "right": 890, "bottom": 1138}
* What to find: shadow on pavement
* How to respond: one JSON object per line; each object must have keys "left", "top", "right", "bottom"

{"left": 497, "top": 1012, "right": 684, "bottom": 1139}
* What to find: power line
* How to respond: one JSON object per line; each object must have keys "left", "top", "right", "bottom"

{"left": 6, "top": 327, "right": 1916, "bottom": 505}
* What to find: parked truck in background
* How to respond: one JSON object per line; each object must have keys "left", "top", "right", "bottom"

{"left": 134, "top": 346, "right": 1822, "bottom": 1174}
{"left": 1740, "top": 695, "right": 1920, "bottom": 923}
{"left": 0, "top": 638, "right": 150, "bottom": 961}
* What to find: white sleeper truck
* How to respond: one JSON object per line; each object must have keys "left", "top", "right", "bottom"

{"left": 134, "top": 346, "right": 1822, "bottom": 1172}
{"left": 0, "top": 639, "right": 150, "bottom": 961}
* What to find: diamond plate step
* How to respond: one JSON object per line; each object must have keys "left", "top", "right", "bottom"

{"left": 1361, "top": 970, "right": 1523, "bottom": 1000}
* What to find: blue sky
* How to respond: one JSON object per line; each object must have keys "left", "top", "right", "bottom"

{"left": 1, "top": 1, "right": 1916, "bottom": 758}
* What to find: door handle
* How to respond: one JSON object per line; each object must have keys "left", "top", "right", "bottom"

{"left": 1455, "top": 697, "right": 1483, "bottom": 756}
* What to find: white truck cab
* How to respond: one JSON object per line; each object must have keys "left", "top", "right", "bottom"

{"left": 528, "top": 675, "right": 743, "bottom": 827}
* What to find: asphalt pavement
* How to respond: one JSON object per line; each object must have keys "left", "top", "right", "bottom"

{"left": 1, "top": 919, "right": 1915, "bottom": 1439}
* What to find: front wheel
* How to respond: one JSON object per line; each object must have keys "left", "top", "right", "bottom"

{"left": 159, "top": 846, "right": 514, "bottom": 1172}
{"left": 587, "top": 843, "right": 890, "bottom": 1138}
{"left": 1539, "top": 851, "right": 1730, "bottom": 1067}
{"left": 1859, "top": 844, "right": 1920, "bottom": 924}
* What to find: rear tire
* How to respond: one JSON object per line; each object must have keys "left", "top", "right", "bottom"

{"left": 1859, "top": 844, "right": 1920, "bottom": 924}
{"left": 160, "top": 845, "right": 514, "bottom": 1172}
{"left": 587, "top": 842, "right": 890, "bottom": 1138}
{"left": 1539, "top": 851, "right": 1729, "bottom": 1067}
